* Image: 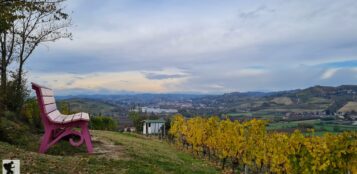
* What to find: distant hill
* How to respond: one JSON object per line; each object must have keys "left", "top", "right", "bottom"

{"left": 271, "top": 97, "right": 293, "bottom": 105}
{"left": 57, "top": 85, "right": 357, "bottom": 118}
{"left": 57, "top": 93, "right": 204, "bottom": 104}
{"left": 191, "top": 85, "right": 357, "bottom": 116}
{"left": 58, "top": 98, "right": 125, "bottom": 117}
{"left": 57, "top": 98, "right": 133, "bottom": 129}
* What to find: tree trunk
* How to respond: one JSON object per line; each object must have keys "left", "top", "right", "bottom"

{"left": 17, "top": 62, "right": 23, "bottom": 88}
{"left": 14, "top": 60, "right": 24, "bottom": 112}
{"left": 1, "top": 53, "right": 6, "bottom": 93}
{"left": 222, "top": 157, "right": 227, "bottom": 170}
{"left": 232, "top": 157, "right": 239, "bottom": 174}
{"left": 208, "top": 148, "right": 211, "bottom": 160}
{"left": 244, "top": 165, "right": 248, "bottom": 174}
{"left": 0, "top": 32, "right": 7, "bottom": 112}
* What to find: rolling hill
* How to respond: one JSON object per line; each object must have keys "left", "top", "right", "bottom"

{"left": 57, "top": 85, "right": 357, "bottom": 119}
{"left": 190, "top": 85, "right": 357, "bottom": 116}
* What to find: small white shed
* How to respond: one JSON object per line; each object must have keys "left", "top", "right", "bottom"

{"left": 143, "top": 119, "right": 166, "bottom": 135}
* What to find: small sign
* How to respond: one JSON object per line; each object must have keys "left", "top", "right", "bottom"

{"left": 2, "top": 160, "right": 20, "bottom": 174}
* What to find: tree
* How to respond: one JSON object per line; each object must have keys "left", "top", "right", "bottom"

{"left": 15, "top": 0, "right": 72, "bottom": 90}
{"left": 128, "top": 111, "right": 145, "bottom": 132}
{"left": 0, "top": 0, "right": 71, "bottom": 113}
{"left": 0, "top": 0, "right": 30, "bottom": 111}
{"left": 60, "top": 101, "right": 70, "bottom": 115}
{"left": 90, "top": 116, "right": 118, "bottom": 131}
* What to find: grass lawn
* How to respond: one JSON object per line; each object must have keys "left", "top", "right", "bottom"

{"left": 267, "top": 119, "right": 321, "bottom": 130}
{"left": 267, "top": 119, "right": 357, "bottom": 136}
{"left": 0, "top": 131, "right": 219, "bottom": 174}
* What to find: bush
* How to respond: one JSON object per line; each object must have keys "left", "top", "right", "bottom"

{"left": 0, "top": 116, "right": 36, "bottom": 147}
{"left": 297, "top": 123, "right": 314, "bottom": 129}
{"left": 90, "top": 116, "right": 118, "bottom": 131}
{"left": 20, "top": 98, "right": 42, "bottom": 132}
{"left": 128, "top": 111, "right": 159, "bottom": 133}
{"left": 333, "top": 126, "right": 341, "bottom": 132}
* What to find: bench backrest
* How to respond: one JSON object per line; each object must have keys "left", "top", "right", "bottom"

{"left": 32, "top": 82, "right": 58, "bottom": 125}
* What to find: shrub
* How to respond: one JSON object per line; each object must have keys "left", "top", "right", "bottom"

{"left": 0, "top": 116, "right": 35, "bottom": 147}
{"left": 90, "top": 116, "right": 118, "bottom": 131}
{"left": 297, "top": 123, "right": 314, "bottom": 129}
{"left": 20, "top": 98, "right": 42, "bottom": 132}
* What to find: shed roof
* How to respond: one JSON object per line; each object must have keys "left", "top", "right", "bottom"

{"left": 142, "top": 119, "right": 166, "bottom": 123}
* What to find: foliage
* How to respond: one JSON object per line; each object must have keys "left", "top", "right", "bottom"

{"left": 1, "top": 0, "right": 71, "bottom": 114}
{"left": 2, "top": 73, "right": 29, "bottom": 113}
{"left": 128, "top": 111, "right": 145, "bottom": 132}
{"left": 59, "top": 101, "right": 71, "bottom": 115}
{"left": 20, "top": 98, "right": 42, "bottom": 131}
{"left": 128, "top": 111, "right": 158, "bottom": 133}
{"left": 0, "top": 114, "right": 38, "bottom": 148}
{"left": 169, "top": 115, "right": 357, "bottom": 173}
{"left": 90, "top": 116, "right": 118, "bottom": 131}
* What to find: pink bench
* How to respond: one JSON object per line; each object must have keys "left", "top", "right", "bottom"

{"left": 32, "top": 82, "right": 93, "bottom": 153}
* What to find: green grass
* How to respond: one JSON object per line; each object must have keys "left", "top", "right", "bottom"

{"left": 267, "top": 119, "right": 357, "bottom": 136}
{"left": 227, "top": 112, "right": 252, "bottom": 117}
{"left": 267, "top": 119, "right": 321, "bottom": 130}
{"left": 0, "top": 131, "right": 219, "bottom": 174}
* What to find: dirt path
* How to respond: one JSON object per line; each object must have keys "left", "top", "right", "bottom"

{"left": 90, "top": 135, "right": 129, "bottom": 160}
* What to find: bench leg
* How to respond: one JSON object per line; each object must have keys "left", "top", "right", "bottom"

{"left": 39, "top": 129, "right": 52, "bottom": 153}
{"left": 81, "top": 123, "right": 93, "bottom": 153}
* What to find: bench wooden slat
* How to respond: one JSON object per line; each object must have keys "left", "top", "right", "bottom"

{"left": 53, "top": 115, "right": 65, "bottom": 123}
{"left": 72, "top": 113, "right": 82, "bottom": 121}
{"left": 42, "top": 97, "right": 56, "bottom": 105}
{"left": 81, "top": 112, "right": 90, "bottom": 121}
{"left": 63, "top": 115, "right": 74, "bottom": 123}
{"left": 44, "top": 103, "right": 57, "bottom": 114}
{"left": 47, "top": 110, "right": 61, "bottom": 121}
{"left": 40, "top": 88, "right": 54, "bottom": 96}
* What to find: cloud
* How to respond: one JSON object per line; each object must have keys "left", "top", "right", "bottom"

{"left": 142, "top": 68, "right": 189, "bottom": 80}
{"left": 28, "top": 69, "right": 189, "bottom": 95}
{"left": 25, "top": 0, "right": 357, "bottom": 94}
{"left": 144, "top": 73, "right": 188, "bottom": 80}
{"left": 321, "top": 69, "right": 340, "bottom": 79}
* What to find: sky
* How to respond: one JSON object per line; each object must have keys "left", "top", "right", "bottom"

{"left": 27, "top": 0, "right": 357, "bottom": 95}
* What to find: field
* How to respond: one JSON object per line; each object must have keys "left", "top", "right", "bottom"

{"left": 0, "top": 131, "right": 218, "bottom": 174}
{"left": 267, "top": 119, "right": 357, "bottom": 135}
{"left": 338, "top": 101, "right": 357, "bottom": 112}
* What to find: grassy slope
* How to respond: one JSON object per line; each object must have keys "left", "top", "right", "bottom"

{"left": 0, "top": 131, "right": 218, "bottom": 174}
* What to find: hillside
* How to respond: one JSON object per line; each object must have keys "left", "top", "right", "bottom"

{"left": 0, "top": 131, "right": 218, "bottom": 174}
{"left": 339, "top": 102, "right": 357, "bottom": 112}
{"left": 190, "top": 85, "right": 357, "bottom": 116}
{"left": 58, "top": 99, "right": 132, "bottom": 128}
{"left": 271, "top": 97, "right": 293, "bottom": 105}
{"left": 58, "top": 98, "right": 125, "bottom": 116}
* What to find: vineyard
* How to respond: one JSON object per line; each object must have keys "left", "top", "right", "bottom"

{"left": 169, "top": 115, "right": 357, "bottom": 174}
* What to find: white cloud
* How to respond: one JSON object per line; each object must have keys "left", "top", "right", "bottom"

{"left": 321, "top": 68, "right": 339, "bottom": 79}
